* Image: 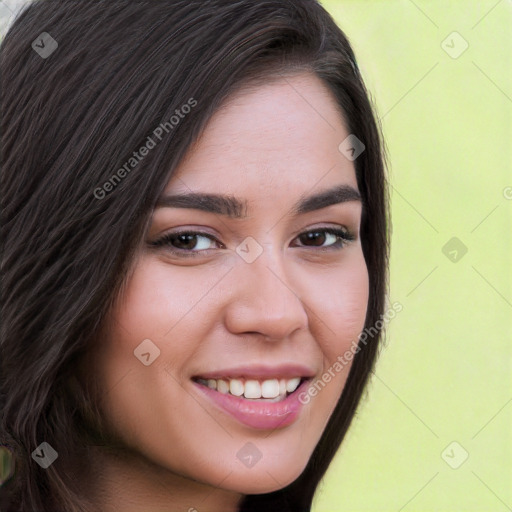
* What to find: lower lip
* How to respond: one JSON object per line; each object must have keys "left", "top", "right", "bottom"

{"left": 192, "top": 379, "right": 310, "bottom": 430}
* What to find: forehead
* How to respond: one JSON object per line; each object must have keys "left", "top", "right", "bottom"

{"left": 165, "top": 72, "right": 357, "bottom": 201}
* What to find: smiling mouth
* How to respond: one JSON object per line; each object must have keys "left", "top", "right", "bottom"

{"left": 192, "top": 376, "right": 308, "bottom": 402}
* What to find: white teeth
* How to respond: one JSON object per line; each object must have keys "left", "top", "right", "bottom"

{"left": 217, "top": 379, "right": 229, "bottom": 394}
{"left": 279, "top": 379, "right": 286, "bottom": 395}
{"left": 261, "top": 379, "right": 280, "bottom": 398}
{"left": 229, "top": 379, "right": 244, "bottom": 397}
{"left": 197, "top": 376, "right": 303, "bottom": 400}
{"left": 286, "top": 377, "right": 301, "bottom": 393}
{"left": 244, "top": 380, "right": 261, "bottom": 399}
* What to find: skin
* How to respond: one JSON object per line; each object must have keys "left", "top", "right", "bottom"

{"left": 87, "top": 71, "right": 369, "bottom": 511}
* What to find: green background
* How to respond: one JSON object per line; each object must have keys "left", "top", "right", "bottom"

{"left": 315, "top": 1, "right": 512, "bottom": 511}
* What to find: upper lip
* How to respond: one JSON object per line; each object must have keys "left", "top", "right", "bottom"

{"left": 192, "top": 364, "right": 316, "bottom": 380}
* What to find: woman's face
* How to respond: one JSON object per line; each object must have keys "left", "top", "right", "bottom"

{"left": 91, "top": 71, "right": 369, "bottom": 503}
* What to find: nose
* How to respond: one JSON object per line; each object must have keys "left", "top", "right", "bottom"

{"left": 223, "top": 245, "right": 309, "bottom": 341}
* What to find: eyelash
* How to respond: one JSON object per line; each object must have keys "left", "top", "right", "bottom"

{"left": 149, "top": 227, "right": 355, "bottom": 258}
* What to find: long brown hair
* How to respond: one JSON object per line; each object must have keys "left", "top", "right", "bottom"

{"left": 0, "top": 1, "right": 389, "bottom": 510}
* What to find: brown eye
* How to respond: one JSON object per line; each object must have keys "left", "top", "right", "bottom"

{"left": 298, "top": 230, "right": 329, "bottom": 247}
{"left": 150, "top": 231, "right": 221, "bottom": 256}
{"left": 171, "top": 233, "right": 203, "bottom": 250}
{"left": 295, "top": 228, "right": 354, "bottom": 249}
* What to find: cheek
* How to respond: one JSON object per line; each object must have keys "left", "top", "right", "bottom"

{"left": 119, "top": 260, "right": 201, "bottom": 336}
{"left": 111, "top": 258, "right": 221, "bottom": 354}
{"left": 299, "top": 256, "right": 368, "bottom": 420}
{"left": 305, "top": 255, "right": 369, "bottom": 359}
{"left": 282, "top": 259, "right": 367, "bottom": 439}
{"left": 93, "top": 258, "right": 207, "bottom": 397}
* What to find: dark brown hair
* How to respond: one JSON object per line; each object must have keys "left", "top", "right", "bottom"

{"left": 0, "top": 1, "right": 389, "bottom": 510}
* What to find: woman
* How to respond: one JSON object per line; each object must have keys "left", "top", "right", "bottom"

{"left": 0, "top": 0, "right": 389, "bottom": 510}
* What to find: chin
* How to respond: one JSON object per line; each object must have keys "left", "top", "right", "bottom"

{"left": 218, "top": 460, "right": 307, "bottom": 495}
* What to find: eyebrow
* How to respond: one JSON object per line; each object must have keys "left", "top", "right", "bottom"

{"left": 155, "top": 184, "right": 362, "bottom": 218}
